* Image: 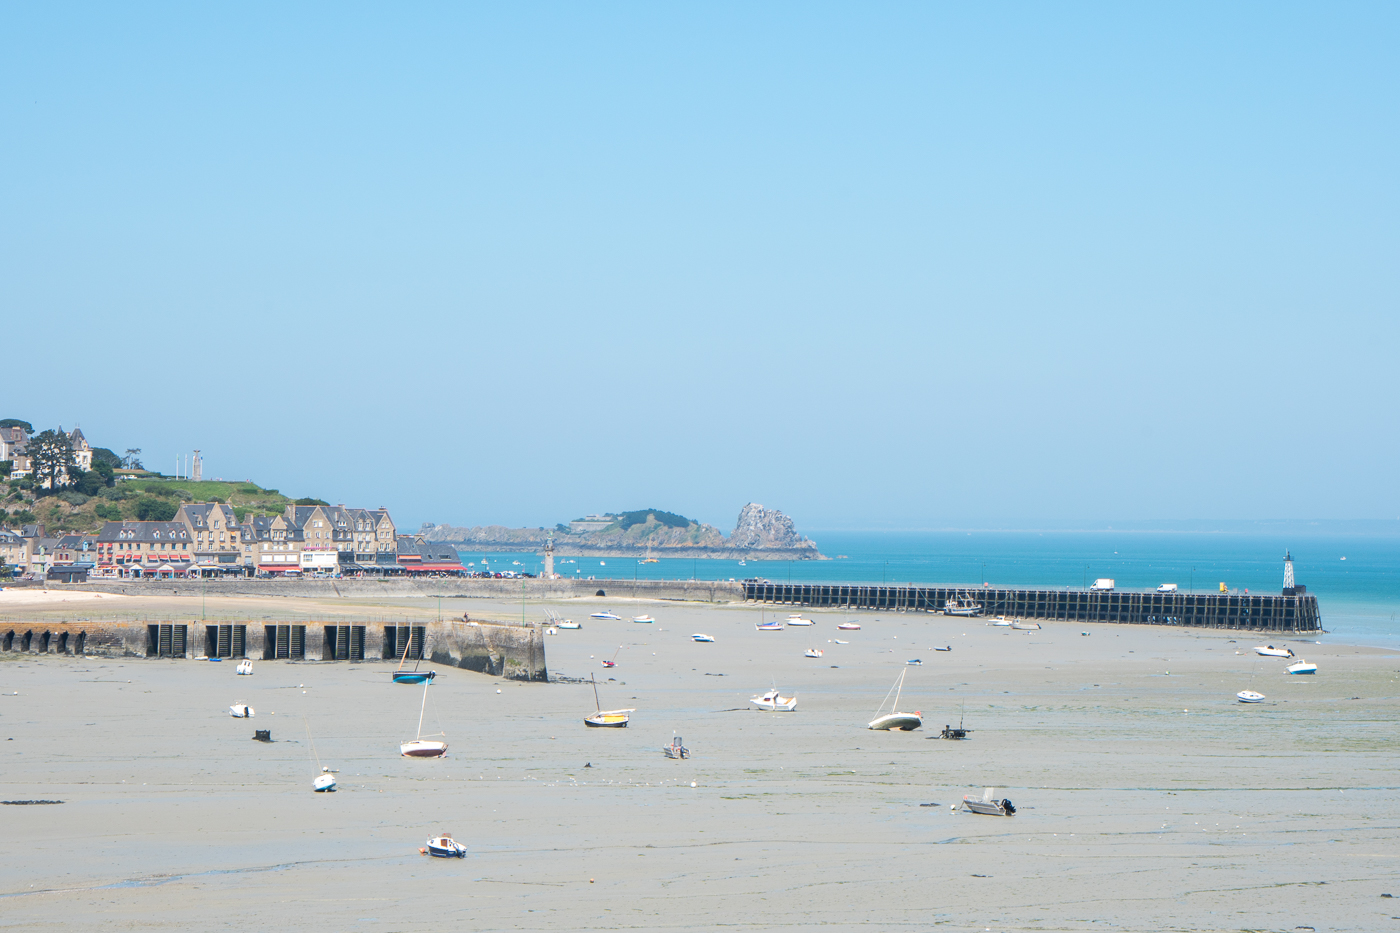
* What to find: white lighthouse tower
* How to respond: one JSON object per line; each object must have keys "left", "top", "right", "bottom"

{"left": 544, "top": 534, "right": 555, "bottom": 580}
{"left": 1282, "top": 551, "right": 1296, "bottom": 595}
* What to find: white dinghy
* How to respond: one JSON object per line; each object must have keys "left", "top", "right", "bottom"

{"left": 867, "top": 668, "right": 922, "bottom": 731}
{"left": 1236, "top": 690, "right": 1266, "bottom": 703}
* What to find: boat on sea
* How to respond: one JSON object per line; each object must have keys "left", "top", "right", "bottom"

{"left": 804, "top": 648, "right": 824, "bottom": 658}
{"left": 422, "top": 833, "right": 468, "bottom": 858}
{"left": 944, "top": 594, "right": 983, "bottom": 617}
{"left": 750, "top": 688, "right": 797, "bottom": 712}
{"left": 837, "top": 622, "right": 861, "bottom": 631}
{"left": 662, "top": 735, "right": 689, "bottom": 759}
{"left": 631, "top": 615, "right": 655, "bottom": 624}
{"left": 867, "top": 669, "right": 922, "bottom": 731}
{"left": 585, "top": 673, "right": 634, "bottom": 727}
{"left": 1236, "top": 690, "right": 1266, "bottom": 703}
{"left": 236, "top": 660, "right": 253, "bottom": 675}
{"left": 1011, "top": 621, "right": 1041, "bottom": 631}
{"left": 229, "top": 704, "right": 254, "bottom": 718}
{"left": 958, "top": 787, "right": 1015, "bottom": 816}
{"left": 400, "top": 679, "right": 448, "bottom": 757}
{"left": 785, "top": 615, "right": 814, "bottom": 626}
{"left": 591, "top": 611, "right": 622, "bottom": 620}
{"left": 691, "top": 633, "right": 715, "bottom": 643}
{"left": 1287, "top": 660, "right": 1318, "bottom": 675}
{"left": 1255, "top": 645, "right": 1294, "bottom": 658}
{"left": 392, "top": 631, "right": 436, "bottom": 685}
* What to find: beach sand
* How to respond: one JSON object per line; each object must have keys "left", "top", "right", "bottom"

{"left": 1, "top": 592, "right": 1397, "bottom": 931}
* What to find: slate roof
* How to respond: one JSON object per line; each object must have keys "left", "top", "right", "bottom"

{"left": 97, "top": 521, "right": 193, "bottom": 543}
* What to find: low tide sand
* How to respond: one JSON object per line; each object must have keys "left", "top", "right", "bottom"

{"left": 1, "top": 592, "right": 1398, "bottom": 932}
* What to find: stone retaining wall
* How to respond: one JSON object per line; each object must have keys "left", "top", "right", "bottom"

{"left": 31, "top": 577, "right": 747, "bottom": 602}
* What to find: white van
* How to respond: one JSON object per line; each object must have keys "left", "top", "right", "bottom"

{"left": 1090, "top": 578, "right": 1115, "bottom": 591}
{"left": 1156, "top": 583, "right": 1178, "bottom": 593}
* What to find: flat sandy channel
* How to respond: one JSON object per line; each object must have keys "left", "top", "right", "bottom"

{"left": 1, "top": 590, "right": 1398, "bottom": 932}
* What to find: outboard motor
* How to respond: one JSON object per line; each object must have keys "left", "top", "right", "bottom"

{"left": 1002, "top": 799, "right": 1015, "bottom": 815}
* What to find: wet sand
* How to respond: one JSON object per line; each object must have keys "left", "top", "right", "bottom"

{"left": 1, "top": 592, "right": 1398, "bottom": 932}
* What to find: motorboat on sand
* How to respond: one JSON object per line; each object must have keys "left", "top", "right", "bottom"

{"left": 750, "top": 688, "right": 797, "bottom": 712}
{"left": 591, "top": 611, "right": 621, "bottom": 621}
{"left": 631, "top": 615, "right": 655, "bottom": 624}
{"left": 785, "top": 615, "right": 814, "bottom": 626}
{"left": 804, "top": 648, "right": 824, "bottom": 658}
{"left": 691, "top": 633, "right": 715, "bottom": 642}
{"left": 662, "top": 735, "right": 689, "bottom": 759}
{"left": 1236, "top": 690, "right": 1266, "bottom": 703}
{"left": 958, "top": 787, "right": 1015, "bottom": 816}
{"left": 422, "top": 833, "right": 467, "bottom": 858}
{"left": 236, "top": 660, "right": 253, "bottom": 675}
{"left": 313, "top": 769, "right": 337, "bottom": 792}
{"left": 837, "top": 622, "right": 861, "bottom": 631}
{"left": 1255, "top": 645, "right": 1294, "bottom": 658}
{"left": 229, "top": 704, "right": 254, "bottom": 718}
{"left": 1287, "top": 660, "right": 1317, "bottom": 674}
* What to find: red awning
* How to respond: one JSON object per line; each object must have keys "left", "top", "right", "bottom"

{"left": 405, "top": 563, "right": 466, "bottom": 572}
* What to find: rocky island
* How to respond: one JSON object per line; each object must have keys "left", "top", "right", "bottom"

{"left": 422, "top": 503, "right": 826, "bottom": 560}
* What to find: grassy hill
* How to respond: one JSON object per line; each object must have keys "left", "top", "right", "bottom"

{"left": 1, "top": 476, "right": 319, "bottom": 536}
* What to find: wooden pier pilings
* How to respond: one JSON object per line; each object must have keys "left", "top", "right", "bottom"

{"left": 741, "top": 582, "right": 1322, "bottom": 634}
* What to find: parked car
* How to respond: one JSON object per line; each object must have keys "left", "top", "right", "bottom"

{"left": 1156, "top": 583, "right": 1178, "bottom": 593}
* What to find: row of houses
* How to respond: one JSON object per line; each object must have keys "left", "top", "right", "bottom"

{"left": 1, "top": 502, "right": 467, "bottom": 580}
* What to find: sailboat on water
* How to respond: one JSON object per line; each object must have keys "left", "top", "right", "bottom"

{"left": 392, "top": 630, "right": 436, "bottom": 685}
{"left": 585, "top": 673, "right": 634, "bottom": 728}
{"left": 868, "top": 668, "right": 922, "bottom": 731}
{"left": 400, "top": 678, "right": 448, "bottom": 757}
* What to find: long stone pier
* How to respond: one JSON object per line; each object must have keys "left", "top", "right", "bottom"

{"left": 741, "top": 582, "right": 1322, "bottom": 634}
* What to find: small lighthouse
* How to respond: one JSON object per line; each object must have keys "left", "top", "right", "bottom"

{"left": 1282, "top": 551, "right": 1296, "bottom": 595}
{"left": 544, "top": 534, "right": 555, "bottom": 580}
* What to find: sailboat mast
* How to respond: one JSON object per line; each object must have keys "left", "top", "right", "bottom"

{"left": 893, "top": 669, "right": 905, "bottom": 711}
{"left": 591, "top": 673, "right": 602, "bottom": 711}
{"left": 416, "top": 681, "right": 429, "bottom": 739}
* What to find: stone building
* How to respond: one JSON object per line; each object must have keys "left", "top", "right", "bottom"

{"left": 173, "top": 502, "right": 244, "bottom": 574}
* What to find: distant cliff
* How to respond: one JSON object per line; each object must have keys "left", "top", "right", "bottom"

{"left": 422, "top": 503, "right": 824, "bottom": 560}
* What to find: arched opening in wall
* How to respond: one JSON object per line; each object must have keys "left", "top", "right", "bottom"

{"left": 21, "top": 630, "right": 32, "bottom": 652}
{"left": 40, "top": 631, "right": 51, "bottom": 653}
{"left": 596, "top": 589, "right": 605, "bottom": 597}
{"left": 57, "top": 632, "right": 69, "bottom": 654}
{"left": 2, "top": 630, "right": 11, "bottom": 651}
{"left": 74, "top": 631, "right": 86, "bottom": 655}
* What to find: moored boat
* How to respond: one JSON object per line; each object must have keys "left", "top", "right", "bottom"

{"left": 585, "top": 673, "right": 633, "bottom": 727}
{"left": 236, "top": 660, "right": 253, "bottom": 675}
{"left": 1011, "top": 621, "right": 1041, "bottom": 630}
{"left": 400, "top": 679, "right": 448, "bottom": 757}
{"left": 1254, "top": 645, "right": 1294, "bottom": 658}
{"left": 393, "top": 671, "right": 436, "bottom": 685}
{"left": 750, "top": 688, "right": 797, "bottom": 712}
{"left": 422, "top": 833, "right": 467, "bottom": 858}
{"left": 591, "top": 611, "right": 622, "bottom": 620}
{"left": 1286, "top": 660, "right": 1317, "bottom": 674}
{"left": 867, "top": 668, "right": 922, "bottom": 731}
{"left": 631, "top": 615, "right": 655, "bottom": 624}
{"left": 944, "top": 594, "right": 983, "bottom": 617}
{"left": 1236, "top": 690, "right": 1266, "bottom": 703}
{"left": 691, "top": 633, "right": 715, "bottom": 642}
{"left": 229, "top": 704, "right": 254, "bottom": 718}
{"left": 958, "top": 787, "right": 1015, "bottom": 816}
{"left": 785, "top": 615, "right": 814, "bottom": 626}
{"left": 837, "top": 622, "right": 861, "bottom": 631}
{"left": 756, "top": 621, "right": 784, "bottom": 631}
{"left": 804, "top": 648, "right": 824, "bottom": 658}
{"left": 557, "top": 620, "right": 581, "bottom": 630}
{"left": 313, "top": 770, "right": 337, "bottom": 792}
{"left": 662, "top": 735, "right": 689, "bottom": 759}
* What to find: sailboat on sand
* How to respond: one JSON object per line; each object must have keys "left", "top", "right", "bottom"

{"left": 392, "top": 632, "right": 436, "bottom": 685}
{"left": 867, "top": 668, "right": 922, "bottom": 731}
{"left": 585, "top": 673, "right": 634, "bottom": 728}
{"left": 400, "top": 679, "right": 448, "bottom": 757}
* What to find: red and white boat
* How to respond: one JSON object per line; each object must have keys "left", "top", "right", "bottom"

{"left": 837, "top": 622, "right": 861, "bottom": 631}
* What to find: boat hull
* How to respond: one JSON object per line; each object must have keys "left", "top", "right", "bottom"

{"left": 836, "top": 623, "right": 861, "bottom": 630}
{"left": 313, "top": 774, "right": 337, "bottom": 792}
{"left": 1287, "top": 662, "right": 1317, "bottom": 674}
{"left": 400, "top": 740, "right": 449, "bottom": 757}
{"left": 868, "top": 712, "right": 922, "bottom": 731}
{"left": 393, "top": 672, "right": 436, "bottom": 685}
{"left": 960, "top": 797, "right": 1014, "bottom": 816}
{"left": 1236, "top": 691, "right": 1265, "bottom": 703}
{"left": 424, "top": 836, "right": 467, "bottom": 858}
{"left": 585, "top": 712, "right": 630, "bottom": 727}
{"left": 750, "top": 694, "right": 797, "bottom": 712}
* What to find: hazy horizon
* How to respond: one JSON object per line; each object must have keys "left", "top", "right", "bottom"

{"left": 5, "top": 5, "right": 1396, "bottom": 532}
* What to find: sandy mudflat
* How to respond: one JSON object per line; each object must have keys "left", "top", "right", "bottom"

{"left": 1, "top": 592, "right": 1398, "bottom": 932}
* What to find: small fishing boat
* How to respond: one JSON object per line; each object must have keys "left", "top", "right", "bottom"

{"left": 691, "top": 633, "right": 715, "bottom": 642}
{"left": 756, "top": 621, "right": 785, "bottom": 632}
{"left": 313, "top": 769, "right": 337, "bottom": 792}
{"left": 934, "top": 645, "right": 952, "bottom": 652}
{"left": 750, "top": 688, "right": 797, "bottom": 712}
{"left": 867, "top": 668, "right": 922, "bottom": 731}
{"left": 785, "top": 615, "right": 814, "bottom": 626}
{"left": 422, "top": 833, "right": 467, "bottom": 858}
{"left": 584, "top": 673, "right": 633, "bottom": 728}
{"left": 804, "top": 648, "right": 824, "bottom": 658}
{"left": 836, "top": 622, "right": 861, "bottom": 631}
{"left": 1286, "top": 660, "right": 1318, "bottom": 675}
{"left": 591, "top": 611, "right": 621, "bottom": 620}
{"left": 236, "top": 660, "right": 253, "bottom": 675}
{"left": 1254, "top": 645, "right": 1294, "bottom": 658}
{"left": 1011, "top": 621, "right": 1041, "bottom": 631}
{"left": 557, "top": 620, "right": 581, "bottom": 630}
{"left": 1236, "top": 690, "right": 1266, "bottom": 703}
{"left": 990, "top": 616, "right": 1013, "bottom": 626}
{"left": 400, "top": 679, "right": 448, "bottom": 757}
{"left": 662, "top": 735, "right": 689, "bottom": 759}
{"left": 958, "top": 787, "right": 1015, "bottom": 816}
{"left": 392, "top": 632, "right": 436, "bottom": 685}
{"left": 944, "top": 594, "right": 983, "bottom": 617}
{"left": 229, "top": 704, "right": 254, "bottom": 718}
{"left": 631, "top": 615, "right": 655, "bottom": 624}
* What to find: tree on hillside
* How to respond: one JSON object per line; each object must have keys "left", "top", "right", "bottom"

{"left": 135, "top": 497, "right": 177, "bottom": 521}
{"left": 0, "top": 418, "right": 34, "bottom": 433}
{"left": 123, "top": 448, "right": 143, "bottom": 470}
{"left": 29, "top": 429, "right": 75, "bottom": 493}
{"left": 91, "top": 447, "right": 122, "bottom": 470}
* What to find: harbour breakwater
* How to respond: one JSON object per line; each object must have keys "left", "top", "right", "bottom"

{"left": 742, "top": 582, "right": 1322, "bottom": 634}
{"left": 0, "top": 618, "right": 548, "bottom": 680}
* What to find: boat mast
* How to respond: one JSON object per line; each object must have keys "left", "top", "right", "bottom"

{"left": 416, "top": 680, "right": 429, "bottom": 740}
{"left": 893, "top": 669, "right": 905, "bottom": 711}
{"left": 591, "top": 673, "right": 602, "bottom": 712}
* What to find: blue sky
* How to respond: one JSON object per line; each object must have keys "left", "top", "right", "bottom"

{"left": 3, "top": 4, "right": 1397, "bottom": 533}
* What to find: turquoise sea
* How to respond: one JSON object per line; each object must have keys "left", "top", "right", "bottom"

{"left": 455, "top": 530, "right": 1400, "bottom": 648}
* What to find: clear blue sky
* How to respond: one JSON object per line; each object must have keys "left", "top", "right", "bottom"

{"left": 3, "top": 4, "right": 1397, "bottom": 533}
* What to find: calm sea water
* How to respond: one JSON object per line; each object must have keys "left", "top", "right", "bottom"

{"left": 455, "top": 531, "right": 1400, "bottom": 648}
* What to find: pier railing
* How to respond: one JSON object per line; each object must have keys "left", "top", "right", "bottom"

{"left": 741, "top": 582, "right": 1321, "bottom": 634}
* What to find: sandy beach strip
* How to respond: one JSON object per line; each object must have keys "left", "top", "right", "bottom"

{"left": 1, "top": 591, "right": 1397, "bottom": 932}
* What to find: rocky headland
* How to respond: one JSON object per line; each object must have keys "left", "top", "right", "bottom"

{"left": 422, "top": 503, "right": 826, "bottom": 560}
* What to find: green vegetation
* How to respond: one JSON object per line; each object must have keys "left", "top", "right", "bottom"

{"left": 0, "top": 418, "right": 33, "bottom": 433}
{"left": 135, "top": 497, "right": 178, "bottom": 521}
{"left": 613, "top": 509, "right": 694, "bottom": 530}
{"left": 294, "top": 497, "right": 329, "bottom": 506}
{"left": 94, "top": 502, "right": 122, "bottom": 521}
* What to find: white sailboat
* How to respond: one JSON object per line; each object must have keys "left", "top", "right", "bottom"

{"left": 584, "top": 673, "right": 634, "bottom": 727}
{"left": 305, "top": 716, "right": 337, "bottom": 792}
{"left": 400, "top": 679, "right": 448, "bottom": 757}
{"left": 867, "top": 668, "right": 922, "bottom": 731}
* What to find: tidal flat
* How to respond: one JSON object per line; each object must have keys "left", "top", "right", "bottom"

{"left": 1, "top": 590, "right": 1397, "bottom": 932}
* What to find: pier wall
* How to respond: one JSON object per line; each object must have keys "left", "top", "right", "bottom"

{"left": 742, "top": 582, "right": 1322, "bottom": 634}
{"left": 0, "top": 619, "right": 547, "bottom": 680}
